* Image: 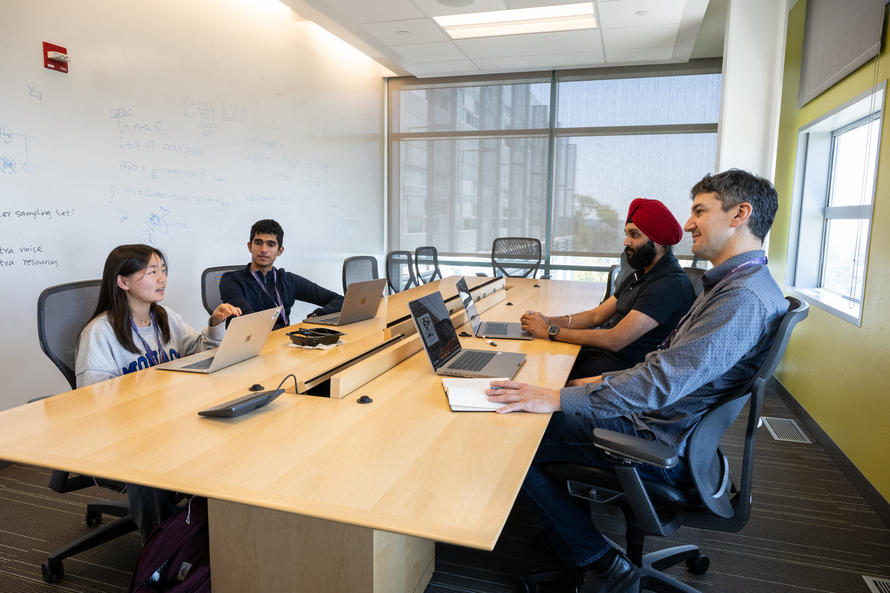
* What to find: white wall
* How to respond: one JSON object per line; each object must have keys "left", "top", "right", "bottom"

{"left": 716, "top": 0, "right": 789, "bottom": 179}
{"left": 0, "top": 0, "right": 385, "bottom": 409}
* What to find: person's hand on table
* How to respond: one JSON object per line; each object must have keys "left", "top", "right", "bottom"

{"left": 520, "top": 311, "right": 551, "bottom": 339}
{"left": 485, "top": 380, "right": 562, "bottom": 414}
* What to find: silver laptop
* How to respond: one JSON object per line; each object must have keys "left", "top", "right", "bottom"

{"left": 408, "top": 291, "right": 525, "bottom": 379}
{"left": 157, "top": 307, "right": 280, "bottom": 373}
{"left": 456, "top": 278, "right": 533, "bottom": 340}
{"left": 303, "top": 278, "right": 386, "bottom": 326}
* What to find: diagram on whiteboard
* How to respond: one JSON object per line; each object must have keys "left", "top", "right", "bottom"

{"left": 0, "top": 126, "right": 35, "bottom": 174}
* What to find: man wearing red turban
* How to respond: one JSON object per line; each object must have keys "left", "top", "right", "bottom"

{"left": 521, "top": 197, "right": 695, "bottom": 382}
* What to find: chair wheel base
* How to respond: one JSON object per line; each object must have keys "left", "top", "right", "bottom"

{"left": 686, "top": 553, "right": 709, "bottom": 575}
{"left": 86, "top": 509, "right": 103, "bottom": 525}
{"left": 42, "top": 560, "right": 64, "bottom": 583}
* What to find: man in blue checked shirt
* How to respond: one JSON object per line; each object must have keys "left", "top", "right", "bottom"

{"left": 487, "top": 169, "right": 789, "bottom": 593}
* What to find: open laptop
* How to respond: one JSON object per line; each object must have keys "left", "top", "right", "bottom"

{"left": 157, "top": 307, "right": 280, "bottom": 373}
{"left": 456, "top": 278, "right": 533, "bottom": 340}
{"left": 303, "top": 278, "right": 386, "bottom": 326}
{"left": 408, "top": 291, "right": 525, "bottom": 379}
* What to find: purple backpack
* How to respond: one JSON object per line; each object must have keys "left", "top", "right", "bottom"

{"left": 129, "top": 497, "right": 211, "bottom": 593}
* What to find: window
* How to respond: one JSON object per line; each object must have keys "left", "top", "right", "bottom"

{"left": 388, "top": 61, "right": 722, "bottom": 279}
{"left": 786, "top": 82, "right": 884, "bottom": 325}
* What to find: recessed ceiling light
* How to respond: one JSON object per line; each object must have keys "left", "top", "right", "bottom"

{"left": 636, "top": 10, "right": 648, "bottom": 16}
{"left": 437, "top": 0, "right": 475, "bottom": 7}
{"left": 434, "top": 2, "right": 596, "bottom": 40}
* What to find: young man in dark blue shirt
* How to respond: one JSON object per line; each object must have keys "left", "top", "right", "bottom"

{"left": 521, "top": 198, "right": 696, "bottom": 382}
{"left": 220, "top": 219, "right": 343, "bottom": 329}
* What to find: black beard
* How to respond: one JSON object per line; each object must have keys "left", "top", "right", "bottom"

{"left": 625, "top": 240, "right": 657, "bottom": 270}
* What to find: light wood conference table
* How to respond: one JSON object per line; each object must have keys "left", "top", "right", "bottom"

{"left": 0, "top": 276, "right": 603, "bottom": 593}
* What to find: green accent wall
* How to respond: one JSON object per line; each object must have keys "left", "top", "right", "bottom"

{"left": 773, "top": 0, "right": 890, "bottom": 502}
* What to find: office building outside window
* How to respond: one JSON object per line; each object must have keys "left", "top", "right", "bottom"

{"left": 388, "top": 61, "right": 721, "bottom": 279}
{"left": 786, "top": 82, "right": 884, "bottom": 326}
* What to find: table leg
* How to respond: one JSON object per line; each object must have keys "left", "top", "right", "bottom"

{"left": 208, "top": 499, "right": 435, "bottom": 593}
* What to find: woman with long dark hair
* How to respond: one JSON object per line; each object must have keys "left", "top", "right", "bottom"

{"left": 75, "top": 244, "right": 240, "bottom": 540}
{"left": 75, "top": 244, "right": 239, "bottom": 387}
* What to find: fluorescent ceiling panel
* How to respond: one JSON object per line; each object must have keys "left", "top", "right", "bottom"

{"left": 435, "top": 3, "right": 596, "bottom": 39}
{"left": 455, "top": 28, "right": 601, "bottom": 59}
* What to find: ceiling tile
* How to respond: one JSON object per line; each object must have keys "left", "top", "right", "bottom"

{"left": 324, "top": 0, "right": 426, "bottom": 25}
{"left": 472, "top": 50, "right": 605, "bottom": 71}
{"left": 597, "top": 0, "right": 684, "bottom": 29}
{"left": 392, "top": 41, "right": 469, "bottom": 63}
{"left": 504, "top": 0, "right": 591, "bottom": 7}
{"left": 410, "top": 60, "right": 481, "bottom": 76}
{"left": 604, "top": 46, "right": 675, "bottom": 64}
{"left": 455, "top": 29, "right": 601, "bottom": 59}
{"left": 410, "top": 0, "right": 508, "bottom": 18}
{"left": 361, "top": 18, "right": 451, "bottom": 46}
{"left": 602, "top": 23, "right": 678, "bottom": 50}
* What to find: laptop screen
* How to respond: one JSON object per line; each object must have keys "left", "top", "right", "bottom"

{"left": 408, "top": 292, "right": 462, "bottom": 371}
{"left": 455, "top": 278, "right": 482, "bottom": 335}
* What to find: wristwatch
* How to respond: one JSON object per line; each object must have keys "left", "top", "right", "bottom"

{"left": 548, "top": 325, "right": 560, "bottom": 341}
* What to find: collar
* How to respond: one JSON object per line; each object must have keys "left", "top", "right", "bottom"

{"left": 629, "top": 249, "right": 677, "bottom": 282}
{"left": 702, "top": 250, "right": 766, "bottom": 289}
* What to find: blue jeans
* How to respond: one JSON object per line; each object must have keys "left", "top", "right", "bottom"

{"left": 521, "top": 412, "right": 691, "bottom": 567}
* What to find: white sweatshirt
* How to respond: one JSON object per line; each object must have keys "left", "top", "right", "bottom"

{"left": 75, "top": 308, "right": 224, "bottom": 388}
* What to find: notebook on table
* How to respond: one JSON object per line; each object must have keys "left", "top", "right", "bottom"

{"left": 455, "top": 277, "right": 533, "bottom": 340}
{"left": 156, "top": 307, "right": 280, "bottom": 374}
{"left": 442, "top": 377, "right": 509, "bottom": 412}
{"left": 304, "top": 278, "right": 386, "bottom": 326}
{"left": 407, "top": 291, "right": 525, "bottom": 379}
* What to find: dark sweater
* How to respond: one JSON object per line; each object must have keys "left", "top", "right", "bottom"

{"left": 219, "top": 264, "right": 343, "bottom": 329}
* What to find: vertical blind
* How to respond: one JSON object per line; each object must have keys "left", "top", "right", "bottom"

{"left": 389, "top": 60, "right": 722, "bottom": 261}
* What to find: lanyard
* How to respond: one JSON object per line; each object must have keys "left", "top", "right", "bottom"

{"left": 249, "top": 268, "right": 289, "bottom": 326}
{"left": 657, "top": 256, "right": 768, "bottom": 350}
{"left": 131, "top": 311, "right": 170, "bottom": 367}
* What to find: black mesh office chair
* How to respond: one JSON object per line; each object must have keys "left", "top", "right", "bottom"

{"left": 683, "top": 266, "right": 707, "bottom": 296}
{"left": 522, "top": 297, "right": 809, "bottom": 593}
{"left": 414, "top": 246, "right": 443, "bottom": 284}
{"left": 36, "top": 281, "right": 137, "bottom": 583}
{"left": 601, "top": 265, "right": 621, "bottom": 304}
{"left": 491, "top": 237, "right": 542, "bottom": 278}
{"left": 201, "top": 265, "right": 242, "bottom": 315}
{"left": 385, "top": 251, "right": 419, "bottom": 293}
{"left": 342, "top": 255, "right": 379, "bottom": 293}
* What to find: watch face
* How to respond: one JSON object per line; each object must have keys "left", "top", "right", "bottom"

{"left": 548, "top": 325, "right": 559, "bottom": 335}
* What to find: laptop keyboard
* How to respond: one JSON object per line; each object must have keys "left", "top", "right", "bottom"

{"left": 449, "top": 350, "right": 496, "bottom": 372}
{"left": 483, "top": 322, "right": 509, "bottom": 335}
{"left": 183, "top": 357, "right": 214, "bottom": 370}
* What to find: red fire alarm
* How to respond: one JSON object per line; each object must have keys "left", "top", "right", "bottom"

{"left": 43, "top": 42, "right": 70, "bottom": 73}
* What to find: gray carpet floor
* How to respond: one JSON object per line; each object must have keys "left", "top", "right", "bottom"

{"left": 1, "top": 382, "right": 888, "bottom": 592}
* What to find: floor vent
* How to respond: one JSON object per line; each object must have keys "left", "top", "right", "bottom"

{"left": 761, "top": 417, "right": 811, "bottom": 444}
{"left": 863, "top": 575, "right": 890, "bottom": 593}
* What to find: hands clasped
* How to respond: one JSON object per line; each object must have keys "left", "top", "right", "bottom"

{"left": 485, "top": 380, "right": 562, "bottom": 414}
{"left": 519, "top": 310, "right": 551, "bottom": 339}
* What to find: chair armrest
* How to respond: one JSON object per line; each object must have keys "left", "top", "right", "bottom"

{"left": 593, "top": 428, "right": 679, "bottom": 469}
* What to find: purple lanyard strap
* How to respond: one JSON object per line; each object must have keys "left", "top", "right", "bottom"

{"left": 131, "top": 310, "right": 170, "bottom": 367}
{"left": 657, "top": 256, "right": 768, "bottom": 350}
{"left": 249, "top": 268, "right": 289, "bottom": 326}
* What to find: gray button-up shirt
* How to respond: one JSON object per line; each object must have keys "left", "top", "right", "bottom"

{"left": 561, "top": 250, "right": 789, "bottom": 455}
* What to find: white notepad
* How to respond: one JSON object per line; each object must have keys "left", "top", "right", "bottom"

{"left": 441, "top": 377, "right": 509, "bottom": 412}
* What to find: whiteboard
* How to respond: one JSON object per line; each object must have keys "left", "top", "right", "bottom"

{"left": 0, "top": 0, "right": 385, "bottom": 410}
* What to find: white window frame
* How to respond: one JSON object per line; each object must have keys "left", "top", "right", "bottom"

{"left": 785, "top": 81, "right": 885, "bottom": 326}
